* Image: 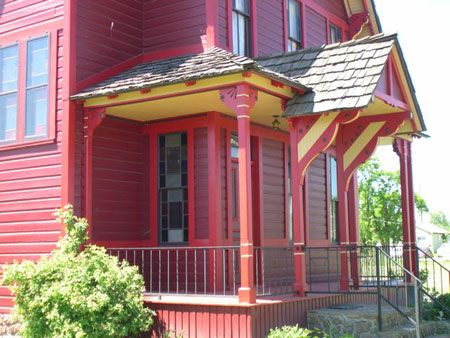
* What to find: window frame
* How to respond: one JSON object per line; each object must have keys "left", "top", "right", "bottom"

{"left": 329, "top": 23, "right": 342, "bottom": 44}
{"left": 231, "top": 0, "right": 253, "bottom": 57}
{"left": 286, "top": 0, "right": 302, "bottom": 52}
{"left": 0, "top": 32, "right": 56, "bottom": 151}
{"left": 327, "top": 153, "right": 339, "bottom": 245}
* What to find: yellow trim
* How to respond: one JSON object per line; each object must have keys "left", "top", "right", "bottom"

{"left": 343, "top": 121, "right": 384, "bottom": 170}
{"left": 297, "top": 113, "right": 337, "bottom": 161}
{"left": 83, "top": 73, "right": 295, "bottom": 108}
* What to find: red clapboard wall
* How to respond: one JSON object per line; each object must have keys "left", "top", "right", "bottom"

{"left": 257, "top": 0, "right": 284, "bottom": 55}
{"left": 0, "top": 0, "right": 65, "bottom": 312}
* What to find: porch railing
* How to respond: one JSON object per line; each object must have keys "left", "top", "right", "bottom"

{"left": 107, "top": 246, "right": 294, "bottom": 297}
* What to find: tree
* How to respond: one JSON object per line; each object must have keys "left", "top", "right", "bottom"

{"left": 358, "top": 157, "right": 428, "bottom": 246}
{"left": 2, "top": 205, "right": 153, "bottom": 338}
{"left": 430, "top": 211, "right": 450, "bottom": 230}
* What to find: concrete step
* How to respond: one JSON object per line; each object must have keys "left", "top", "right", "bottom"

{"left": 378, "top": 320, "right": 450, "bottom": 338}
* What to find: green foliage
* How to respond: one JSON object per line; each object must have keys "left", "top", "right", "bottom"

{"left": 430, "top": 211, "right": 450, "bottom": 242}
{"left": 267, "top": 325, "right": 323, "bottom": 338}
{"left": 2, "top": 205, "right": 153, "bottom": 338}
{"left": 422, "top": 293, "right": 450, "bottom": 321}
{"left": 358, "top": 157, "right": 428, "bottom": 246}
{"left": 266, "top": 325, "right": 353, "bottom": 338}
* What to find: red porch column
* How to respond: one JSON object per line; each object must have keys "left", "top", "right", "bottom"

{"left": 348, "top": 173, "right": 360, "bottom": 289}
{"left": 84, "top": 108, "right": 106, "bottom": 239}
{"left": 220, "top": 85, "right": 257, "bottom": 303}
{"left": 394, "top": 139, "right": 417, "bottom": 276}
{"left": 288, "top": 119, "right": 307, "bottom": 296}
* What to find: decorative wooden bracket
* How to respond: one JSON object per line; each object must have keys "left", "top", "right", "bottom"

{"left": 84, "top": 108, "right": 106, "bottom": 138}
{"left": 336, "top": 112, "right": 408, "bottom": 190}
{"left": 349, "top": 12, "right": 369, "bottom": 38}
{"left": 288, "top": 109, "right": 361, "bottom": 184}
{"left": 393, "top": 137, "right": 410, "bottom": 159}
{"left": 220, "top": 85, "right": 258, "bottom": 116}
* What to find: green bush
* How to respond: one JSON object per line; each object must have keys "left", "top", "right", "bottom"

{"left": 267, "top": 325, "right": 323, "bottom": 338}
{"left": 423, "top": 293, "right": 450, "bottom": 321}
{"left": 2, "top": 205, "right": 154, "bottom": 338}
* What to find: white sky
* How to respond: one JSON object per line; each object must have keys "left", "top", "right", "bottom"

{"left": 373, "top": 0, "right": 450, "bottom": 219}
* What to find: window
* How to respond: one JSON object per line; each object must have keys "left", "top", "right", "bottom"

{"left": 232, "top": 0, "right": 251, "bottom": 56}
{"left": 329, "top": 24, "right": 342, "bottom": 44}
{"left": 159, "top": 132, "right": 189, "bottom": 244}
{"left": 287, "top": 0, "right": 302, "bottom": 51}
{"left": 0, "top": 45, "right": 19, "bottom": 143}
{"left": 0, "top": 35, "right": 50, "bottom": 147}
{"left": 329, "top": 156, "right": 339, "bottom": 243}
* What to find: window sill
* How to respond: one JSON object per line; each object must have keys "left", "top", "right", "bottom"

{"left": 0, "top": 137, "right": 56, "bottom": 152}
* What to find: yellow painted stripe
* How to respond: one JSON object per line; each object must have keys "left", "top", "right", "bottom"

{"left": 297, "top": 114, "right": 337, "bottom": 161}
{"left": 343, "top": 121, "right": 384, "bottom": 170}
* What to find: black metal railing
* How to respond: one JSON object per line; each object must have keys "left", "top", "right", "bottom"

{"left": 107, "top": 245, "right": 294, "bottom": 297}
{"left": 417, "top": 246, "right": 450, "bottom": 295}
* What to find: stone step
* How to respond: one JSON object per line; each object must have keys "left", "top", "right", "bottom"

{"left": 307, "top": 303, "right": 415, "bottom": 336}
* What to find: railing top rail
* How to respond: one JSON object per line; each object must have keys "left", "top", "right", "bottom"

{"left": 106, "top": 245, "right": 241, "bottom": 250}
{"left": 416, "top": 246, "right": 450, "bottom": 273}
{"left": 379, "top": 248, "right": 422, "bottom": 284}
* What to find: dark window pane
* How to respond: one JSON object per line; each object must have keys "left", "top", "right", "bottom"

{"left": 161, "top": 216, "right": 168, "bottom": 228}
{"left": 183, "top": 201, "right": 188, "bottom": 214}
{"left": 27, "top": 37, "right": 49, "bottom": 87}
{"left": 159, "top": 148, "right": 165, "bottom": 161}
{"left": 25, "top": 86, "right": 48, "bottom": 138}
{"left": 184, "top": 215, "right": 189, "bottom": 227}
{"left": 167, "top": 174, "right": 181, "bottom": 187}
{"left": 183, "top": 188, "right": 188, "bottom": 200}
{"left": 181, "top": 146, "right": 187, "bottom": 160}
{"left": 184, "top": 229, "right": 189, "bottom": 242}
{"left": 181, "top": 173, "right": 188, "bottom": 186}
{"left": 159, "top": 162, "right": 165, "bottom": 174}
{"left": 231, "top": 133, "right": 239, "bottom": 158}
{"left": 167, "top": 148, "right": 181, "bottom": 174}
{"left": 181, "top": 160, "right": 187, "bottom": 173}
{"left": 181, "top": 132, "right": 187, "bottom": 145}
{"left": 162, "top": 230, "right": 168, "bottom": 243}
{"left": 166, "top": 133, "right": 180, "bottom": 147}
{"left": 162, "top": 189, "right": 168, "bottom": 202}
{"left": 159, "top": 135, "right": 165, "bottom": 148}
{"left": 161, "top": 202, "right": 168, "bottom": 216}
{"left": 169, "top": 202, "right": 183, "bottom": 229}
{"left": 159, "top": 175, "right": 166, "bottom": 188}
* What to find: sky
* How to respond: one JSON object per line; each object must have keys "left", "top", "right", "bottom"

{"left": 372, "top": 0, "right": 450, "bottom": 220}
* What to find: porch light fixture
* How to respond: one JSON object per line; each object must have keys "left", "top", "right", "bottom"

{"left": 272, "top": 115, "right": 281, "bottom": 130}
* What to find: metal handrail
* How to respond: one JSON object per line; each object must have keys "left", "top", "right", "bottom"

{"left": 377, "top": 247, "right": 421, "bottom": 338}
{"left": 416, "top": 246, "right": 450, "bottom": 274}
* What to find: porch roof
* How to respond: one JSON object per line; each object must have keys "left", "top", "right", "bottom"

{"left": 71, "top": 47, "right": 310, "bottom": 101}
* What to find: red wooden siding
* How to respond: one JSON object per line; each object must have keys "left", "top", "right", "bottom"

{"left": 0, "top": 0, "right": 64, "bottom": 35}
{"left": 257, "top": 0, "right": 285, "bottom": 56}
{"left": 91, "top": 117, "right": 149, "bottom": 242}
{"left": 0, "top": 28, "right": 65, "bottom": 312}
{"left": 220, "top": 128, "right": 228, "bottom": 240}
{"left": 312, "top": 0, "right": 347, "bottom": 21}
{"left": 307, "top": 154, "right": 328, "bottom": 242}
{"left": 143, "top": 0, "right": 206, "bottom": 53}
{"left": 218, "top": 0, "right": 229, "bottom": 48}
{"left": 262, "top": 139, "right": 285, "bottom": 240}
{"left": 194, "top": 128, "right": 209, "bottom": 240}
{"left": 305, "top": 6, "right": 327, "bottom": 47}
{"left": 76, "top": 0, "right": 143, "bottom": 82}
{"left": 146, "top": 292, "right": 383, "bottom": 338}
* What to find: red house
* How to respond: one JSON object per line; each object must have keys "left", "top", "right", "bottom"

{"left": 0, "top": 0, "right": 442, "bottom": 337}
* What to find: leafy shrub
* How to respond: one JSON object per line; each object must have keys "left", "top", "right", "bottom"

{"left": 267, "top": 325, "right": 323, "bottom": 338}
{"left": 2, "top": 205, "right": 154, "bottom": 338}
{"left": 423, "top": 293, "right": 450, "bottom": 321}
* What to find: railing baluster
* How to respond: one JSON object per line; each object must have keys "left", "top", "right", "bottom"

{"left": 195, "top": 249, "right": 197, "bottom": 295}
{"left": 213, "top": 248, "right": 216, "bottom": 295}
{"left": 255, "top": 248, "right": 259, "bottom": 296}
{"left": 150, "top": 250, "right": 153, "bottom": 293}
{"left": 204, "top": 248, "right": 206, "bottom": 295}
{"left": 185, "top": 249, "right": 188, "bottom": 294}
{"left": 176, "top": 250, "right": 179, "bottom": 294}
{"left": 223, "top": 248, "right": 226, "bottom": 296}
{"left": 167, "top": 250, "right": 170, "bottom": 293}
{"left": 232, "top": 249, "right": 236, "bottom": 296}
{"left": 158, "top": 250, "right": 161, "bottom": 294}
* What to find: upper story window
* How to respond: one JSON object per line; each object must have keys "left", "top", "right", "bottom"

{"left": 287, "top": 0, "right": 302, "bottom": 51}
{"left": 0, "top": 45, "right": 19, "bottom": 143}
{"left": 329, "top": 24, "right": 342, "bottom": 44}
{"left": 329, "top": 156, "right": 339, "bottom": 243}
{"left": 0, "top": 35, "right": 50, "bottom": 148}
{"left": 232, "top": 0, "right": 251, "bottom": 56}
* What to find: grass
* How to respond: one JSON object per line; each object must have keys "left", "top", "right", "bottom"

{"left": 419, "top": 259, "right": 450, "bottom": 294}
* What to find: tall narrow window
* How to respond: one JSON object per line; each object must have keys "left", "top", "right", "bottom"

{"left": 287, "top": 0, "right": 302, "bottom": 51}
{"left": 0, "top": 45, "right": 19, "bottom": 143}
{"left": 329, "top": 24, "right": 342, "bottom": 44}
{"left": 329, "top": 156, "right": 339, "bottom": 243}
{"left": 232, "top": 0, "right": 251, "bottom": 56}
{"left": 25, "top": 36, "right": 49, "bottom": 139}
{"left": 159, "top": 132, "right": 189, "bottom": 244}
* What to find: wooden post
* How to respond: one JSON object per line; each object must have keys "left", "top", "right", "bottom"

{"left": 84, "top": 108, "right": 106, "bottom": 242}
{"left": 288, "top": 118, "right": 307, "bottom": 296}
{"left": 394, "top": 138, "right": 417, "bottom": 277}
{"left": 220, "top": 85, "right": 257, "bottom": 303}
{"left": 348, "top": 173, "right": 360, "bottom": 289}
